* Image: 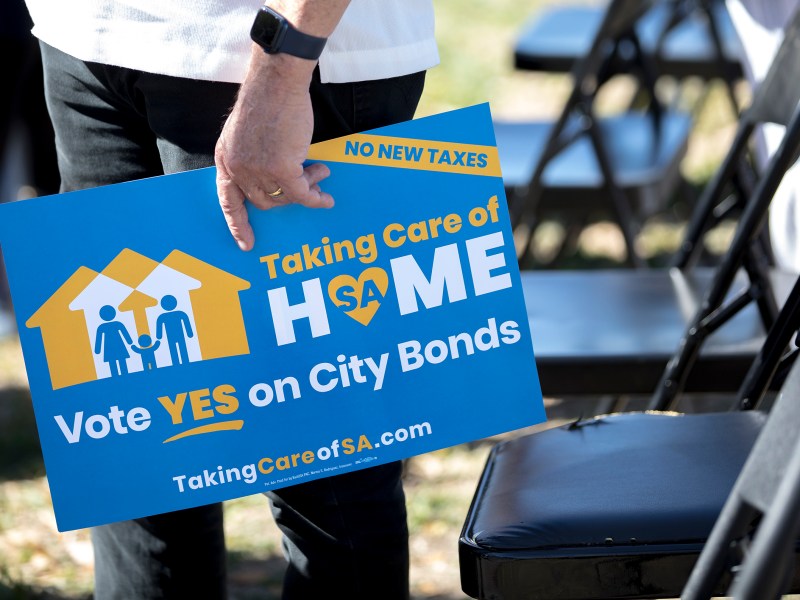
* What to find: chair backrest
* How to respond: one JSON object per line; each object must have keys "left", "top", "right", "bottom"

{"left": 681, "top": 353, "right": 800, "bottom": 599}
{"left": 650, "top": 0, "right": 742, "bottom": 107}
{"left": 510, "top": 0, "right": 666, "bottom": 267}
{"left": 746, "top": 6, "right": 800, "bottom": 129}
{"left": 648, "top": 6, "right": 800, "bottom": 411}
{"left": 727, "top": 425, "right": 800, "bottom": 599}
{"left": 649, "top": 101, "right": 800, "bottom": 411}
{"left": 675, "top": 3, "right": 800, "bottom": 270}
{"left": 568, "top": 0, "right": 657, "bottom": 89}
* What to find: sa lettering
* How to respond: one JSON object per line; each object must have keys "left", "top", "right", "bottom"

{"left": 332, "top": 280, "right": 385, "bottom": 310}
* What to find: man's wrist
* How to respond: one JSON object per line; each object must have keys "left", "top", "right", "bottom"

{"left": 246, "top": 46, "right": 316, "bottom": 95}
{"left": 251, "top": 4, "right": 328, "bottom": 60}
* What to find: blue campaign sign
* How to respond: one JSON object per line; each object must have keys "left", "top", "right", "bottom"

{"left": 0, "top": 103, "right": 545, "bottom": 531}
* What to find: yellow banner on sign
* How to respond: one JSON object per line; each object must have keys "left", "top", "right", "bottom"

{"left": 307, "top": 134, "right": 502, "bottom": 177}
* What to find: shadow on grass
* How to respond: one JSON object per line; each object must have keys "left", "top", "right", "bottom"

{"left": 0, "top": 386, "right": 44, "bottom": 482}
{"left": 0, "top": 580, "right": 90, "bottom": 600}
{"left": 225, "top": 551, "right": 469, "bottom": 600}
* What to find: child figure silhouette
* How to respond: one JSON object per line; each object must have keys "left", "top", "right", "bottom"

{"left": 131, "top": 334, "right": 161, "bottom": 371}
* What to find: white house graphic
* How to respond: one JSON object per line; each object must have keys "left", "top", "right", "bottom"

{"left": 27, "top": 249, "right": 251, "bottom": 389}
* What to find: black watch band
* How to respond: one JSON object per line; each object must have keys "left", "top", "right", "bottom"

{"left": 250, "top": 5, "right": 328, "bottom": 60}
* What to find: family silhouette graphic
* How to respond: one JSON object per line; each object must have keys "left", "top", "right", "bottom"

{"left": 93, "top": 295, "right": 194, "bottom": 374}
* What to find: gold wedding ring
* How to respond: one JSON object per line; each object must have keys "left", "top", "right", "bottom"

{"left": 267, "top": 186, "right": 284, "bottom": 198}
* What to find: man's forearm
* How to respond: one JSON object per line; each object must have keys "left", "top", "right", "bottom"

{"left": 215, "top": 0, "right": 352, "bottom": 251}
{"left": 266, "top": 0, "right": 352, "bottom": 39}
{"left": 243, "top": 0, "right": 352, "bottom": 91}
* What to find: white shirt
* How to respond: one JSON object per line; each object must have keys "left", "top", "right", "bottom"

{"left": 23, "top": 0, "right": 439, "bottom": 84}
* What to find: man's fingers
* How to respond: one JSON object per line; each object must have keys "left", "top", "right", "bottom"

{"left": 217, "top": 154, "right": 334, "bottom": 252}
{"left": 217, "top": 167, "right": 256, "bottom": 251}
{"left": 305, "top": 162, "right": 331, "bottom": 186}
{"left": 276, "top": 163, "right": 334, "bottom": 209}
{"left": 281, "top": 181, "right": 333, "bottom": 209}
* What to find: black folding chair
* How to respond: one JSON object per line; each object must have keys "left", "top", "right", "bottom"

{"left": 523, "top": 4, "right": 800, "bottom": 401}
{"left": 458, "top": 13, "right": 800, "bottom": 597}
{"left": 496, "top": 0, "right": 695, "bottom": 268}
{"left": 514, "top": 0, "right": 743, "bottom": 109}
{"left": 459, "top": 297, "right": 800, "bottom": 598}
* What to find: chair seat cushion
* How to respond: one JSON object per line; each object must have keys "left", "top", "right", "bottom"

{"left": 460, "top": 411, "right": 766, "bottom": 599}
{"left": 514, "top": 2, "right": 743, "bottom": 78}
{"left": 521, "top": 268, "right": 798, "bottom": 396}
{"left": 465, "top": 411, "right": 765, "bottom": 550}
{"left": 514, "top": 5, "right": 601, "bottom": 72}
{"left": 494, "top": 111, "right": 692, "bottom": 204}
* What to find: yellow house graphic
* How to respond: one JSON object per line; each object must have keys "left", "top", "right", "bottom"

{"left": 26, "top": 249, "right": 251, "bottom": 390}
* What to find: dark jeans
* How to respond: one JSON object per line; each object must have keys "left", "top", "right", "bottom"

{"left": 40, "top": 41, "right": 424, "bottom": 600}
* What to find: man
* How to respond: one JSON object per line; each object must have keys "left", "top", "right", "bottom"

{"left": 23, "top": 0, "right": 438, "bottom": 597}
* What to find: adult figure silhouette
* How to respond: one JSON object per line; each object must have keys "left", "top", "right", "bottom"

{"left": 93, "top": 304, "right": 133, "bottom": 376}
{"left": 156, "top": 294, "right": 193, "bottom": 366}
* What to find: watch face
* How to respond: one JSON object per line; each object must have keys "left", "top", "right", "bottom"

{"left": 251, "top": 7, "right": 287, "bottom": 53}
{"left": 250, "top": 4, "right": 327, "bottom": 59}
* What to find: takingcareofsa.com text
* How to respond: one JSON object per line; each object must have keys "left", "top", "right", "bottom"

{"left": 171, "top": 421, "right": 433, "bottom": 493}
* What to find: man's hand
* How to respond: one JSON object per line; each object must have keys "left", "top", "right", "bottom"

{"left": 215, "top": 0, "right": 351, "bottom": 251}
{"left": 216, "top": 51, "right": 332, "bottom": 251}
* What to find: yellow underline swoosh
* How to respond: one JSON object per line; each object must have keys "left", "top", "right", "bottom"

{"left": 163, "top": 420, "right": 245, "bottom": 444}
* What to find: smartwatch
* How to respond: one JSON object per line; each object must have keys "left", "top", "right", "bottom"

{"left": 250, "top": 5, "right": 328, "bottom": 60}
